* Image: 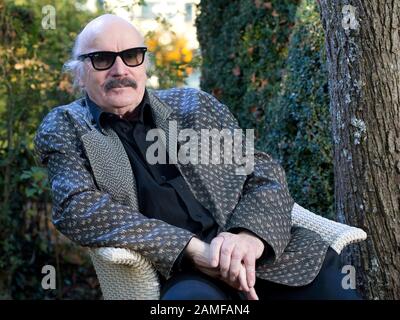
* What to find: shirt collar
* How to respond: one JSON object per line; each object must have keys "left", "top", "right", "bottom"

{"left": 86, "top": 89, "right": 152, "bottom": 130}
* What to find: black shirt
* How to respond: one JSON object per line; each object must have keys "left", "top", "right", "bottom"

{"left": 86, "top": 91, "right": 220, "bottom": 275}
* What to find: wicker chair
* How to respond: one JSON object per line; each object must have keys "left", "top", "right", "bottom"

{"left": 88, "top": 202, "right": 367, "bottom": 300}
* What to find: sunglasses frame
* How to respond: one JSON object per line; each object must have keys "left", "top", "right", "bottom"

{"left": 78, "top": 47, "right": 148, "bottom": 71}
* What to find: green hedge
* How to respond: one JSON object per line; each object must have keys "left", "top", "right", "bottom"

{"left": 0, "top": 0, "right": 102, "bottom": 299}
{"left": 264, "top": 0, "right": 333, "bottom": 218}
{"left": 197, "top": 0, "right": 333, "bottom": 218}
{"left": 196, "top": 0, "right": 299, "bottom": 142}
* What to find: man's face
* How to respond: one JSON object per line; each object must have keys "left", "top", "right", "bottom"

{"left": 80, "top": 22, "right": 147, "bottom": 113}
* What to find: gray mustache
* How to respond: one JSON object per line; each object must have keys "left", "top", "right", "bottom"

{"left": 104, "top": 78, "right": 137, "bottom": 91}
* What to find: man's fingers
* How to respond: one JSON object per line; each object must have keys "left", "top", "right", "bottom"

{"left": 209, "top": 236, "right": 224, "bottom": 267}
{"left": 210, "top": 232, "right": 258, "bottom": 294}
{"left": 238, "top": 264, "right": 250, "bottom": 292}
{"left": 219, "top": 242, "right": 235, "bottom": 278}
{"left": 246, "top": 287, "right": 259, "bottom": 300}
{"left": 220, "top": 265, "right": 248, "bottom": 292}
{"left": 229, "top": 247, "right": 244, "bottom": 283}
{"left": 243, "top": 254, "right": 256, "bottom": 288}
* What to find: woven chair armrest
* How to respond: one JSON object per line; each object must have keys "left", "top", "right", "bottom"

{"left": 90, "top": 247, "right": 146, "bottom": 266}
{"left": 292, "top": 203, "right": 367, "bottom": 254}
{"left": 88, "top": 247, "right": 160, "bottom": 300}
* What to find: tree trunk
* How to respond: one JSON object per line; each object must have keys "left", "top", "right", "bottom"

{"left": 318, "top": 0, "right": 400, "bottom": 299}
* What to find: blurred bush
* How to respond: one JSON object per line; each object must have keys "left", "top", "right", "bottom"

{"left": 145, "top": 17, "right": 201, "bottom": 89}
{"left": 264, "top": 0, "right": 333, "bottom": 218}
{"left": 196, "top": 0, "right": 333, "bottom": 218}
{"left": 196, "top": 0, "right": 299, "bottom": 141}
{"left": 0, "top": 0, "right": 102, "bottom": 299}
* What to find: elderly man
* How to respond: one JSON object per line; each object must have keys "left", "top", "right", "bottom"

{"left": 35, "top": 14, "right": 360, "bottom": 300}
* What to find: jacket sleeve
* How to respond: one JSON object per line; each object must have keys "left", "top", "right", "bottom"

{"left": 199, "top": 91, "right": 295, "bottom": 264}
{"left": 34, "top": 108, "right": 196, "bottom": 280}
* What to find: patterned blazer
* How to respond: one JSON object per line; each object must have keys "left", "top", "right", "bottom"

{"left": 34, "top": 88, "right": 330, "bottom": 287}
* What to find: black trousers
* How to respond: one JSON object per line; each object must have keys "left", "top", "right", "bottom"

{"left": 160, "top": 248, "right": 362, "bottom": 300}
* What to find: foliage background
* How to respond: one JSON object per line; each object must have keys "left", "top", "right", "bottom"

{"left": 0, "top": 0, "right": 333, "bottom": 299}
{"left": 0, "top": 0, "right": 104, "bottom": 300}
{"left": 196, "top": 0, "right": 333, "bottom": 218}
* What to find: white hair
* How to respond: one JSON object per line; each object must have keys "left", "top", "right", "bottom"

{"left": 63, "top": 33, "right": 86, "bottom": 95}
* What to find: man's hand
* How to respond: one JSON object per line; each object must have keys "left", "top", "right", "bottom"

{"left": 184, "top": 237, "right": 259, "bottom": 300}
{"left": 209, "top": 230, "right": 264, "bottom": 291}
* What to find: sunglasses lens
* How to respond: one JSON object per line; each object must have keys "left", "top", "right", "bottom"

{"left": 122, "top": 48, "right": 145, "bottom": 67}
{"left": 91, "top": 52, "right": 115, "bottom": 70}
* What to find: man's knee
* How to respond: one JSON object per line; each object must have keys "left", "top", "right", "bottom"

{"left": 160, "top": 275, "right": 233, "bottom": 300}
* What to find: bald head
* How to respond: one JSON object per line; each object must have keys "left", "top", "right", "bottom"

{"left": 76, "top": 14, "right": 145, "bottom": 56}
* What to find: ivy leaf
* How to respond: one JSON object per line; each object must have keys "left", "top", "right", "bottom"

{"left": 25, "top": 188, "right": 36, "bottom": 198}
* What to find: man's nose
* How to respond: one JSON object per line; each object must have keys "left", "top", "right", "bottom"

{"left": 109, "top": 56, "right": 129, "bottom": 76}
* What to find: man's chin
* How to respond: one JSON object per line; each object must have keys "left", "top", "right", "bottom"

{"left": 105, "top": 90, "right": 139, "bottom": 108}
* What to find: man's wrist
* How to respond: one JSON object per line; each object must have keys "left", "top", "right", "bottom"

{"left": 183, "top": 236, "right": 202, "bottom": 261}
{"left": 183, "top": 236, "right": 212, "bottom": 269}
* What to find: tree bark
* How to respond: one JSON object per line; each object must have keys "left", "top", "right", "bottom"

{"left": 319, "top": 0, "right": 400, "bottom": 299}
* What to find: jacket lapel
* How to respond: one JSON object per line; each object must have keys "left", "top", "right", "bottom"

{"left": 148, "top": 91, "right": 247, "bottom": 228}
{"left": 79, "top": 110, "right": 138, "bottom": 209}
{"left": 78, "top": 91, "right": 247, "bottom": 229}
{"left": 77, "top": 93, "right": 175, "bottom": 211}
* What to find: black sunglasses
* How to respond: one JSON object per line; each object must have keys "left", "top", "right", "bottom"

{"left": 78, "top": 47, "right": 147, "bottom": 71}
